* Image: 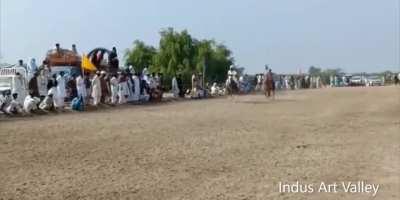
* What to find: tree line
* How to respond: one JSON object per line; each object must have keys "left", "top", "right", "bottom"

{"left": 124, "top": 28, "right": 234, "bottom": 88}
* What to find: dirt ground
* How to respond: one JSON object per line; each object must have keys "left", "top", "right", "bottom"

{"left": 0, "top": 86, "right": 399, "bottom": 200}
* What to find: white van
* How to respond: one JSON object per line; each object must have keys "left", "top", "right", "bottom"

{"left": 0, "top": 67, "right": 29, "bottom": 103}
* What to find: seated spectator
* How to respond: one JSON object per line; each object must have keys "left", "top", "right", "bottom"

{"left": 5, "top": 93, "right": 23, "bottom": 115}
{"left": 23, "top": 92, "right": 41, "bottom": 113}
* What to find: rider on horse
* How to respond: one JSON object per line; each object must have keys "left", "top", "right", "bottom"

{"left": 228, "top": 65, "right": 238, "bottom": 81}
{"left": 226, "top": 65, "right": 239, "bottom": 94}
{"left": 264, "top": 67, "right": 275, "bottom": 97}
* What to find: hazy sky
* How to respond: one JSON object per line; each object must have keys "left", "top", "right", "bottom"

{"left": 0, "top": 0, "right": 399, "bottom": 73}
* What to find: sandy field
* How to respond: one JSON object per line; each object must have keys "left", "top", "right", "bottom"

{"left": 0, "top": 86, "right": 399, "bottom": 200}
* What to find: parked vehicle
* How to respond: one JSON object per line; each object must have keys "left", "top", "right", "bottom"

{"left": 0, "top": 67, "right": 28, "bottom": 103}
{"left": 366, "top": 75, "right": 384, "bottom": 86}
{"left": 44, "top": 44, "right": 82, "bottom": 77}
{"left": 349, "top": 75, "right": 365, "bottom": 86}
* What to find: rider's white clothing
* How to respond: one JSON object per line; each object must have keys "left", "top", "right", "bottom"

{"left": 228, "top": 69, "right": 237, "bottom": 77}
{"left": 227, "top": 70, "right": 238, "bottom": 83}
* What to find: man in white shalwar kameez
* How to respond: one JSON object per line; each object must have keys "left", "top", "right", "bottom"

{"left": 227, "top": 65, "right": 238, "bottom": 83}
{"left": 37, "top": 69, "right": 48, "bottom": 99}
{"left": 12, "top": 72, "right": 26, "bottom": 104}
{"left": 91, "top": 72, "right": 102, "bottom": 106}
{"left": 110, "top": 75, "right": 119, "bottom": 105}
{"left": 191, "top": 73, "right": 198, "bottom": 94}
{"left": 23, "top": 93, "right": 40, "bottom": 113}
{"left": 76, "top": 75, "right": 86, "bottom": 103}
{"left": 27, "top": 58, "right": 38, "bottom": 80}
{"left": 6, "top": 93, "right": 23, "bottom": 115}
{"left": 47, "top": 83, "right": 59, "bottom": 109}
{"left": 285, "top": 76, "right": 290, "bottom": 90}
{"left": 118, "top": 74, "right": 129, "bottom": 104}
{"left": 56, "top": 72, "right": 66, "bottom": 108}
{"left": 126, "top": 75, "right": 134, "bottom": 101}
{"left": 132, "top": 73, "right": 140, "bottom": 101}
{"left": 211, "top": 82, "right": 219, "bottom": 96}
{"left": 50, "top": 82, "right": 62, "bottom": 110}
{"left": 171, "top": 76, "right": 179, "bottom": 98}
{"left": 148, "top": 74, "right": 157, "bottom": 89}
{"left": 256, "top": 74, "right": 263, "bottom": 91}
{"left": 142, "top": 68, "right": 150, "bottom": 84}
{"left": 316, "top": 76, "right": 321, "bottom": 88}
{"left": 17, "top": 60, "right": 27, "bottom": 70}
{"left": 39, "top": 93, "right": 54, "bottom": 111}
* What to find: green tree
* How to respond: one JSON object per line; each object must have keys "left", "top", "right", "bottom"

{"left": 196, "top": 41, "right": 234, "bottom": 83}
{"left": 125, "top": 27, "right": 235, "bottom": 88}
{"left": 320, "top": 68, "right": 343, "bottom": 84}
{"left": 124, "top": 40, "right": 157, "bottom": 73}
{"left": 308, "top": 66, "right": 322, "bottom": 76}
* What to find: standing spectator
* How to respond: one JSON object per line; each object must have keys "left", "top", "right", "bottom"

{"left": 91, "top": 71, "right": 102, "bottom": 106}
{"left": 56, "top": 72, "right": 66, "bottom": 109}
{"left": 171, "top": 75, "right": 180, "bottom": 98}
{"left": 76, "top": 74, "right": 87, "bottom": 104}
{"left": 118, "top": 73, "right": 129, "bottom": 104}
{"left": 110, "top": 75, "right": 119, "bottom": 105}
{"left": 28, "top": 72, "right": 40, "bottom": 97}
{"left": 12, "top": 72, "right": 26, "bottom": 104}
{"left": 132, "top": 72, "right": 140, "bottom": 101}
{"left": 100, "top": 71, "right": 110, "bottom": 103}
{"left": 37, "top": 68, "right": 49, "bottom": 100}
{"left": 176, "top": 74, "right": 184, "bottom": 97}
{"left": 27, "top": 58, "right": 38, "bottom": 79}
{"left": 394, "top": 74, "right": 399, "bottom": 85}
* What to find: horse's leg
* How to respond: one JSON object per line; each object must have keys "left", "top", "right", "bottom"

{"left": 272, "top": 89, "right": 276, "bottom": 100}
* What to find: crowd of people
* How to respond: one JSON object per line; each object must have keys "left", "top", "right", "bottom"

{"left": 0, "top": 63, "right": 171, "bottom": 116}
{"left": 1, "top": 59, "right": 399, "bottom": 117}
{"left": 0, "top": 62, "right": 244, "bottom": 116}
{"left": 253, "top": 74, "right": 324, "bottom": 91}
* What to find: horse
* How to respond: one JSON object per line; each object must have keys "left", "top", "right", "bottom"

{"left": 225, "top": 76, "right": 239, "bottom": 96}
{"left": 263, "top": 73, "right": 275, "bottom": 98}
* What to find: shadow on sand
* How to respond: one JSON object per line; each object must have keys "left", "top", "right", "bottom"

{"left": 234, "top": 98, "right": 297, "bottom": 105}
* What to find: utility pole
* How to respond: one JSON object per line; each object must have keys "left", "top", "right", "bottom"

{"left": 202, "top": 58, "right": 206, "bottom": 89}
{"left": 0, "top": 0, "right": 2, "bottom": 63}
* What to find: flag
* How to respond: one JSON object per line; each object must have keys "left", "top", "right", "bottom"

{"left": 81, "top": 54, "right": 97, "bottom": 71}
